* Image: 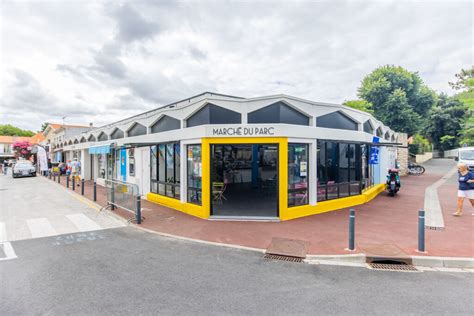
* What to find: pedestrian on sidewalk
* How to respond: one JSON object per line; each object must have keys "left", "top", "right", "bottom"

{"left": 3, "top": 160, "right": 8, "bottom": 175}
{"left": 453, "top": 162, "right": 474, "bottom": 216}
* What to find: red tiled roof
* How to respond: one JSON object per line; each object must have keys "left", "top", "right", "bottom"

{"left": 0, "top": 136, "right": 32, "bottom": 144}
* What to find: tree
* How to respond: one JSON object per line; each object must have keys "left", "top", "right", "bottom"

{"left": 424, "top": 94, "right": 467, "bottom": 150}
{"left": 343, "top": 100, "right": 374, "bottom": 114}
{"left": 449, "top": 67, "right": 474, "bottom": 91}
{"left": 40, "top": 122, "right": 50, "bottom": 133}
{"left": 0, "top": 124, "right": 35, "bottom": 137}
{"left": 357, "top": 65, "right": 436, "bottom": 135}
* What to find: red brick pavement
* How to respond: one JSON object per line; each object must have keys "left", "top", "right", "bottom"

{"left": 45, "top": 171, "right": 473, "bottom": 257}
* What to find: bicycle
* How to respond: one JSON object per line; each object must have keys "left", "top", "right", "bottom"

{"left": 408, "top": 162, "right": 425, "bottom": 175}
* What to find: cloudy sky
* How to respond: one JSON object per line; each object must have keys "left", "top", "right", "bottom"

{"left": 1, "top": 0, "right": 472, "bottom": 131}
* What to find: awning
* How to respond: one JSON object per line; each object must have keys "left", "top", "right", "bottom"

{"left": 89, "top": 145, "right": 111, "bottom": 154}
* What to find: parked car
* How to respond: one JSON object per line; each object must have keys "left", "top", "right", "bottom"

{"left": 12, "top": 161, "right": 36, "bottom": 178}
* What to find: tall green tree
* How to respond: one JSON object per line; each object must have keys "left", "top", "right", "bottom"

{"left": 40, "top": 122, "right": 49, "bottom": 133}
{"left": 357, "top": 65, "right": 436, "bottom": 135}
{"left": 343, "top": 100, "right": 374, "bottom": 114}
{"left": 424, "top": 94, "right": 467, "bottom": 150}
{"left": 450, "top": 67, "right": 474, "bottom": 146}
{"left": 0, "top": 124, "right": 35, "bottom": 137}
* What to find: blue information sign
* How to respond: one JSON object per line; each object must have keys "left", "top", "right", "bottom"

{"left": 369, "top": 137, "right": 380, "bottom": 165}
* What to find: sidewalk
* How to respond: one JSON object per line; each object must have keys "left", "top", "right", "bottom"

{"left": 48, "top": 159, "right": 473, "bottom": 258}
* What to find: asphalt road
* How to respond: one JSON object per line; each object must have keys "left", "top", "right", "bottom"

{"left": 1, "top": 227, "right": 473, "bottom": 315}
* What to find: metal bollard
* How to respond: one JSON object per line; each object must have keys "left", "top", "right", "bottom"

{"left": 81, "top": 179, "right": 85, "bottom": 195}
{"left": 110, "top": 182, "right": 115, "bottom": 210}
{"left": 66, "top": 175, "right": 70, "bottom": 188}
{"left": 93, "top": 181, "right": 97, "bottom": 202}
{"left": 136, "top": 195, "right": 142, "bottom": 224}
{"left": 58, "top": 173, "right": 60, "bottom": 184}
{"left": 49, "top": 172, "right": 52, "bottom": 180}
{"left": 53, "top": 172, "right": 56, "bottom": 182}
{"left": 72, "top": 176, "right": 75, "bottom": 191}
{"left": 348, "top": 208, "right": 355, "bottom": 251}
{"left": 418, "top": 210, "right": 425, "bottom": 252}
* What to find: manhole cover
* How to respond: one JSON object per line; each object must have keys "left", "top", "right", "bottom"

{"left": 266, "top": 237, "right": 309, "bottom": 259}
{"left": 263, "top": 254, "right": 303, "bottom": 263}
{"left": 369, "top": 262, "right": 418, "bottom": 272}
{"left": 358, "top": 243, "right": 412, "bottom": 265}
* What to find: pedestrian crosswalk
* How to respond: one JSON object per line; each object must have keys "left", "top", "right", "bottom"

{"left": 26, "top": 218, "right": 57, "bottom": 238}
{"left": 0, "top": 213, "right": 125, "bottom": 242}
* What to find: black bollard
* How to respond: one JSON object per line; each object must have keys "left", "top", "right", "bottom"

{"left": 93, "top": 181, "right": 97, "bottom": 202}
{"left": 66, "top": 175, "right": 70, "bottom": 188}
{"left": 81, "top": 179, "right": 85, "bottom": 195}
{"left": 72, "top": 176, "right": 75, "bottom": 191}
{"left": 348, "top": 208, "right": 355, "bottom": 251}
{"left": 49, "top": 172, "right": 52, "bottom": 180}
{"left": 58, "top": 173, "right": 60, "bottom": 184}
{"left": 136, "top": 195, "right": 142, "bottom": 224}
{"left": 418, "top": 210, "right": 425, "bottom": 252}
{"left": 53, "top": 172, "right": 56, "bottom": 182}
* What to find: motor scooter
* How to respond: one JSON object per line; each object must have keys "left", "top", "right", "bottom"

{"left": 386, "top": 168, "right": 401, "bottom": 196}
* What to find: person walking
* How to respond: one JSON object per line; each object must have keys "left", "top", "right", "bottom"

{"left": 453, "top": 162, "right": 474, "bottom": 216}
{"left": 3, "top": 160, "right": 8, "bottom": 175}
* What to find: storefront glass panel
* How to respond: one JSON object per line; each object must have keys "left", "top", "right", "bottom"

{"left": 210, "top": 144, "right": 278, "bottom": 217}
{"left": 187, "top": 145, "right": 202, "bottom": 205}
{"left": 288, "top": 143, "right": 309, "bottom": 207}
{"left": 150, "top": 142, "right": 180, "bottom": 199}
{"left": 317, "top": 140, "right": 366, "bottom": 201}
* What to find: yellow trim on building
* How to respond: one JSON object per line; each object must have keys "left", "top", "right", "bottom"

{"left": 281, "top": 184, "right": 386, "bottom": 221}
{"left": 146, "top": 193, "right": 208, "bottom": 219}
{"left": 147, "top": 137, "right": 387, "bottom": 221}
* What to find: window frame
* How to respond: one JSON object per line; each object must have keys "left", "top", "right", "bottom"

{"left": 149, "top": 141, "right": 180, "bottom": 199}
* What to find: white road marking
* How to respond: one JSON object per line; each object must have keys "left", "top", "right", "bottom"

{"left": 0, "top": 242, "right": 17, "bottom": 261}
{"left": 424, "top": 166, "right": 458, "bottom": 228}
{"left": 26, "top": 218, "right": 57, "bottom": 238}
{"left": 0, "top": 222, "right": 7, "bottom": 242}
{"left": 66, "top": 214, "right": 102, "bottom": 232}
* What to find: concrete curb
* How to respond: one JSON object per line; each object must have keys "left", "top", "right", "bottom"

{"left": 41, "top": 176, "right": 474, "bottom": 270}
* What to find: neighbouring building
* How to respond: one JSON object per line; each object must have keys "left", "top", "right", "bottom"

{"left": 42, "top": 123, "right": 95, "bottom": 162}
{"left": 60, "top": 92, "right": 400, "bottom": 221}
{"left": 0, "top": 133, "right": 45, "bottom": 163}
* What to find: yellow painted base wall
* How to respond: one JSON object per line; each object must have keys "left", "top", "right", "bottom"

{"left": 280, "top": 183, "right": 386, "bottom": 220}
{"left": 147, "top": 183, "right": 386, "bottom": 221}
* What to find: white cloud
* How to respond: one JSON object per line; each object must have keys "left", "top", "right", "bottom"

{"left": 1, "top": 0, "right": 472, "bottom": 131}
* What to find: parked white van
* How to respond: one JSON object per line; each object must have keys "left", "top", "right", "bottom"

{"left": 456, "top": 146, "right": 474, "bottom": 171}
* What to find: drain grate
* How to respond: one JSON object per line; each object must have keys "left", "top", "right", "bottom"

{"left": 369, "top": 262, "right": 418, "bottom": 272}
{"left": 426, "top": 226, "right": 444, "bottom": 231}
{"left": 264, "top": 254, "right": 303, "bottom": 263}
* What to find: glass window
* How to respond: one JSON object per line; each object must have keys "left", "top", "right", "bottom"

{"left": 128, "top": 148, "right": 135, "bottom": 176}
{"left": 98, "top": 154, "right": 107, "bottom": 179}
{"left": 316, "top": 111, "right": 358, "bottom": 131}
{"left": 288, "top": 144, "right": 309, "bottom": 207}
{"left": 151, "top": 116, "right": 180, "bottom": 134}
{"left": 150, "top": 142, "right": 180, "bottom": 199}
{"left": 110, "top": 128, "right": 124, "bottom": 140}
{"left": 187, "top": 104, "right": 241, "bottom": 127}
{"left": 128, "top": 123, "right": 147, "bottom": 137}
{"left": 317, "top": 140, "right": 368, "bottom": 201}
{"left": 187, "top": 145, "right": 202, "bottom": 205}
{"left": 248, "top": 102, "right": 309, "bottom": 126}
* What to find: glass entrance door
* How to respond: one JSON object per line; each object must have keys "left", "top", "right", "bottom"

{"left": 210, "top": 144, "right": 278, "bottom": 217}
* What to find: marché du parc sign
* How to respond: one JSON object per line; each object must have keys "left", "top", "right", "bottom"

{"left": 212, "top": 127, "right": 275, "bottom": 136}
